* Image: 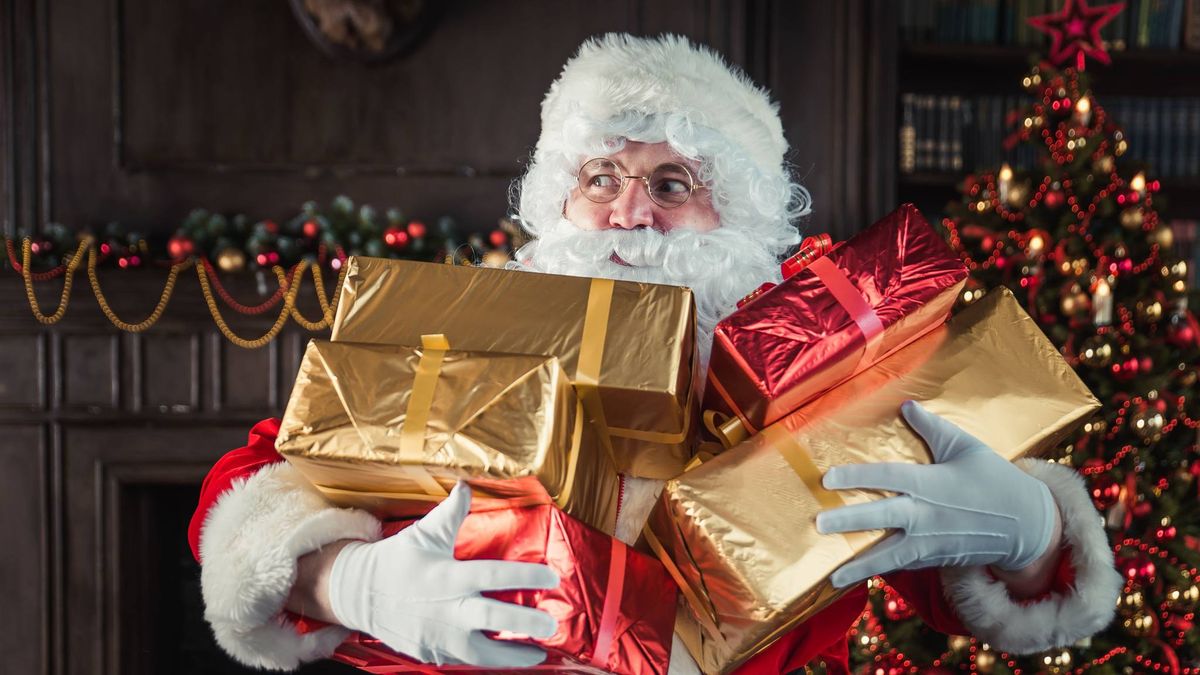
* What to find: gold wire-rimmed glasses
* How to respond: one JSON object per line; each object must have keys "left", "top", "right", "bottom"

{"left": 576, "top": 157, "right": 705, "bottom": 208}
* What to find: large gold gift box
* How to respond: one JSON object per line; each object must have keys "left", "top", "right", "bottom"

{"left": 329, "top": 256, "right": 698, "bottom": 479}
{"left": 275, "top": 337, "right": 621, "bottom": 535}
{"left": 646, "top": 288, "right": 1101, "bottom": 674}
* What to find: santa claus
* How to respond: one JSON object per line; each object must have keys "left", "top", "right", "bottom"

{"left": 188, "top": 33, "right": 1121, "bottom": 674}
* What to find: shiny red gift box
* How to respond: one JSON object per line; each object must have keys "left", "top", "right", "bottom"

{"left": 703, "top": 203, "right": 968, "bottom": 442}
{"left": 330, "top": 481, "right": 676, "bottom": 674}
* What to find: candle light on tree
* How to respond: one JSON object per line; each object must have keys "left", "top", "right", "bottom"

{"left": 1093, "top": 277, "right": 1113, "bottom": 326}
{"left": 1074, "top": 96, "right": 1092, "bottom": 125}
{"left": 1131, "top": 171, "right": 1146, "bottom": 197}
{"left": 998, "top": 163, "right": 1013, "bottom": 200}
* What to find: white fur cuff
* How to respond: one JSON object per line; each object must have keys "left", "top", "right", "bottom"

{"left": 940, "top": 459, "right": 1122, "bottom": 654}
{"left": 198, "top": 461, "right": 383, "bottom": 670}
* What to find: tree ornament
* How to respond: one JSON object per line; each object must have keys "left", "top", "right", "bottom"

{"left": 947, "top": 634, "right": 971, "bottom": 656}
{"left": 1094, "top": 155, "right": 1115, "bottom": 174}
{"left": 1112, "top": 356, "right": 1140, "bottom": 382}
{"left": 383, "top": 226, "right": 409, "bottom": 249}
{"left": 1167, "top": 311, "right": 1198, "bottom": 350}
{"left": 407, "top": 220, "right": 427, "bottom": 239}
{"left": 1120, "top": 207, "right": 1145, "bottom": 230}
{"left": 1079, "top": 334, "right": 1114, "bottom": 367}
{"left": 1135, "top": 295, "right": 1164, "bottom": 323}
{"left": 1131, "top": 405, "right": 1166, "bottom": 443}
{"left": 1122, "top": 608, "right": 1157, "bottom": 637}
{"left": 1026, "top": 0, "right": 1123, "bottom": 69}
{"left": 1151, "top": 224, "right": 1174, "bottom": 249}
{"left": 1037, "top": 647, "right": 1073, "bottom": 674}
{"left": 975, "top": 644, "right": 996, "bottom": 674}
{"left": 167, "top": 235, "right": 195, "bottom": 260}
{"left": 215, "top": 247, "right": 246, "bottom": 273}
{"left": 1060, "top": 281, "right": 1091, "bottom": 316}
{"left": 1155, "top": 517, "right": 1177, "bottom": 543}
{"left": 1117, "top": 588, "right": 1145, "bottom": 616}
{"left": 481, "top": 250, "right": 511, "bottom": 269}
{"left": 1044, "top": 188, "right": 1065, "bottom": 209}
{"left": 1119, "top": 554, "right": 1157, "bottom": 584}
{"left": 489, "top": 229, "right": 509, "bottom": 249}
{"left": 1091, "top": 474, "right": 1121, "bottom": 509}
{"left": 1165, "top": 583, "right": 1200, "bottom": 612}
{"left": 302, "top": 219, "right": 321, "bottom": 239}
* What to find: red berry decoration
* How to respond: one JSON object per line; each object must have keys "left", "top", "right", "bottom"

{"left": 302, "top": 220, "right": 321, "bottom": 239}
{"left": 167, "top": 236, "right": 195, "bottom": 260}
{"left": 1111, "top": 356, "right": 1140, "bottom": 382}
{"left": 1156, "top": 522, "right": 1178, "bottom": 543}
{"left": 489, "top": 229, "right": 509, "bottom": 248}
{"left": 407, "top": 220, "right": 427, "bottom": 239}
{"left": 884, "top": 594, "right": 915, "bottom": 621}
{"left": 263, "top": 219, "right": 280, "bottom": 235}
{"left": 1044, "top": 189, "right": 1065, "bottom": 209}
{"left": 1090, "top": 474, "right": 1121, "bottom": 509}
{"left": 384, "top": 227, "right": 409, "bottom": 249}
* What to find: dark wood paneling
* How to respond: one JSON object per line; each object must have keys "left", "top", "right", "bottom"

{"left": 0, "top": 425, "right": 46, "bottom": 675}
{"left": 214, "top": 333, "right": 277, "bottom": 411}
{"left": 0, "top": 331, "right": 45, "bottom": 407}
{"left": 140, "top": 333, "right": 200, "bottom": 413}
{"left": 61, "top": 334, "right": 119, "bottom": 410}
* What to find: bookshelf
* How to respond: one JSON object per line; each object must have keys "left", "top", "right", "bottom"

{"left": 889, "top": 1, "right": 1200, "bottom": 223}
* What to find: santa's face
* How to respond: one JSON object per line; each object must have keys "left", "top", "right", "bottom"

{"left": 518, "top": 140, "right": 784, "bottom": 368}
{"left": 563, "top": 141, "right": 720, "bottom": 236}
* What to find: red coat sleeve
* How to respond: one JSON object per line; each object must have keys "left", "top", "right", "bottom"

{"left": 187, "top": 418, "right": 286, "bottom": 562}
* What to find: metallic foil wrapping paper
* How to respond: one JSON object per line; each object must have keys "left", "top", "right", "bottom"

{"left": 704, "top": 203, "right": 969, "bottom": 436}
{"left": 329, "top": 257, "right": 698, "bottom": 479}
{"left": 276, "top": 339, "right": 620, "bottom": 535}
{"left": 648, "top": 288, "right": 1101, "bottom": 674}
{"left": 331, "top": 491, "right": 677, "bottom": 675}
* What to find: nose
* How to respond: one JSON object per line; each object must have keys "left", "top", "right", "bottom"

{"left": 607, "top": 180, "right": 655, "bottom": 230}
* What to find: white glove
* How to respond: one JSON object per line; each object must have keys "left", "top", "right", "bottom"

{"left": 329, "top": 481, "right": 561, "bottom": 667}
{"left": 815, "top": 400, "right": 1057, "bottom": 588}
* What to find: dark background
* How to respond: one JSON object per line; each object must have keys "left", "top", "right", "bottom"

{"left": 2, "top": 1, "right": 1198, "bottom": 673}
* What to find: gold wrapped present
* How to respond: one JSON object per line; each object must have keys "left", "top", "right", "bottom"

{"left": 276, "top": 336, "right": 620, "bottom": 534}
{"left": 645, "top": 288, "right": 1101, "bottom": 674}
{"left": 329, "top": 256, "right": 698, "bottom": 479}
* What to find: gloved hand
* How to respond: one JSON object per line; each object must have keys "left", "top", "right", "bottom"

{"left": 329, "top": 481, "right": 561, "bottom": 667}
{"left": 815, "top": 401, "right": 1058, "bottom": 588}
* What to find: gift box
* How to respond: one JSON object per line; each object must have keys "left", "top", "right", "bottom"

{"left": 329, "top": 256, "right": 698, "bottom": 479}
{"left": 703, "top": 203, "right": 968, "bottom": 442}
{"left": 330, "top": 489, "right": 678, "bottom": 674}
{"left": 647, "top": 288, "right": 1100, "bottom": 674}
{"left": 276, "top": 337, "right": 621, "bottom": 535}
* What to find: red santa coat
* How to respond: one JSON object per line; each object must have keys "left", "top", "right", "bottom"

{"left": 189, "top": 419, "right": 1120, "bottom": 674}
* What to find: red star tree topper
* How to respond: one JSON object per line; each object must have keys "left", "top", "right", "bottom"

{"left": 1027, "top": 0, "right": 1125, "bottom": 70}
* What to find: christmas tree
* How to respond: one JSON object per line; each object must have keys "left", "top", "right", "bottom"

{"left": 850, "top": 25, "right": 1200, "bottom": 675}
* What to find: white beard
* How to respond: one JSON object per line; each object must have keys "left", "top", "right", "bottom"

{"left": 511, "top": 218, "right": 783, "bottom": 379}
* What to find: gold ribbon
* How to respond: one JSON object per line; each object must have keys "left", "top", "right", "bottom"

{"left": 760, "top": 424, "right": 873, "bottom": 552}
{"left": 574, "top": 277, "right": 692, "bottom": 461}
{"left": 398, "top": 334, "right": 451, "bottom": 497}
{"left": 642, "top": 525, "right": 727, "bottom": 649}
{"left": 702, "top": 409, "right": 749, "bottom": 450}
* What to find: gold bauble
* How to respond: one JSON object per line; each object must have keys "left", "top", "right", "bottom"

{"left": 1117, "top": 589, "right": 1145, "bottom": 615}
{"left": 1120, "top": 207, "right": 1145, "bottom": 230}
{"left": 1131, "top": 407, "right": 1165, "bottom": 443}
{"left": 1123, "top": 609, "right": 1156, "bottom": 637}
{"left": 1079, "top": 335, "right": 1114, "bottom": 368}
{"left": 947, "top": 634, "right": 971, "bottom": 656}
{"left": 1038, "top": 648, "right": 1073, "bottom": 674}
{"left": 1136, "top": 298, "right": 1164, "bottom": 323}
{"left": 1165, "top": 583, "right": 1200, "bottom": 612}
{"left": 215, "top": 248, "right": 246, "bottom": 273}
{"left": 975, "top": 645, "right": 996, "bottom": 673}
{"left": 1095, "top": 155, "right": 1116, "bottom": 174}
{"left": 1152, "top": 225, "right": 1175, "bottom": 249}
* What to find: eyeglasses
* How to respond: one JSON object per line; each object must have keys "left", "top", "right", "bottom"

{"left": 576, "top": 158, "right": 705, "bottom": 209}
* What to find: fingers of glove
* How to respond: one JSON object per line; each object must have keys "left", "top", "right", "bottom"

{"left": 823, "top": 462, "right": 922, "bottom": 494}
{"left": 459, "top": 597, "right": 558, "bottom": 638}
{"left": 900, "top": 400, "right": 984, "bottom": 463}
{"left": 829, "top": 533, "right": 915, "bottom": 588}
{"left": 462, "top": 631, "right": 549, "bottom": 668}
{"left": 461, "top": 559, "right": 561, "bottom": 592}
{"left": 816, "top": 496, "right": 914, "bottom": 535}
{"left": 408, "top": 480, "right": 472, "bottom": 552}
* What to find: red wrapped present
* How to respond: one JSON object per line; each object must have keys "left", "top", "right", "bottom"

{"left": 703, "top": 203, "right": 968, "bottom": 443}
{"left": 331, "top": 481, "right": 676, "bottom": 674}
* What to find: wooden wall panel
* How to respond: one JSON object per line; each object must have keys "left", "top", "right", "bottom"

{"left": 140, "top": 333, "right": 200, "bottom": 413}
{"left": 0, "top": 425, "right": 46, "bottom": 675}
{"left": 214, "top": 334, "right": 277, "bottom": 411}
{"left": 0, "top": 332, "right": 45, "bottom": 407}
{"left": 61, "top": 334, "right": 119, "bottom": 410}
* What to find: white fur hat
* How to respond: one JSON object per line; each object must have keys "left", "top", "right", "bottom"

{"left": 537, "top": 33, "right": 788, "bottom": 180}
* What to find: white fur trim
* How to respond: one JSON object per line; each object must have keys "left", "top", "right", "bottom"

{"left": 539, "top": 34, "right": 786, "bottom": 179}
{"left": 199, "top": 461, "right": 382, "bottom": 670}
{"left": 940, "top": 459, "right": 1122, "bottom": 654}
{"left": 615, "top": 476, "right": 664, "bottom": 546}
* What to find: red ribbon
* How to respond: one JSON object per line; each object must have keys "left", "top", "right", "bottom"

{"left": 589, "top": 538, "right": 626, "bottom": 668}
{"left": 807, "top": 256, "right": 884, "bottom": 372}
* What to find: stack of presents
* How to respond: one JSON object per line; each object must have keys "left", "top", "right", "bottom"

{"left": 274, "top": 204, "right": 1099, "bottom": 674}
